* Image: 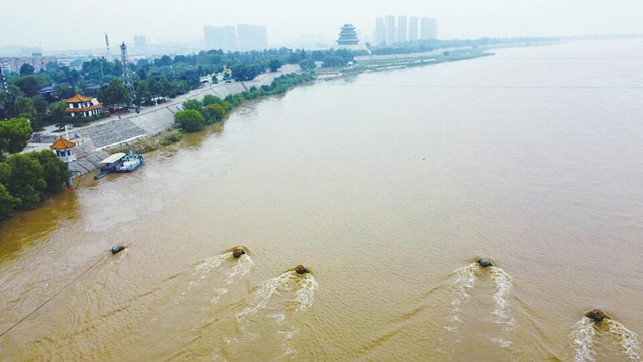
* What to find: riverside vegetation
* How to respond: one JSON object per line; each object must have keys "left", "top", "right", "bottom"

{"left": 174, "top": 72, "right": 316, "bottom": 132}
{"left": 114, "top": 72, "right": 315, "bottom": 154}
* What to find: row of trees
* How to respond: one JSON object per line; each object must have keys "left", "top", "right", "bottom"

{"left": 1, "top": 47, "right": 358, "bottom": 126}
{"left": 174, "top": 72, "right": 315, "bottom": 132}
{"left": 175, "top": 95, "right": 233, "bottom": 132}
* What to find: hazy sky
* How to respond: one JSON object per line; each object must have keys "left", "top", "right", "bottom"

{"left": 2, "top": 0, "right": 643, "bottom": 51}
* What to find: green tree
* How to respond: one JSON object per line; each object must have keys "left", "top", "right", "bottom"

{"left": 157, "top": 78, "right": 173, "bottom": 97}
{"left": 201, "top": 104, "right": 227, "bottom": 123}
{"left": 175, "top": 109, "right": 206, "bottom": 132}
{"left": 0, "top": 162, "right": 10, "bottom": 184}
{"left": 201, "top": 94, "right": 222, "bottom": 107}
{"left": 0, "top": 183, "right": 19, "bottom": 221}
{"left": 48, "top": 101, "right": 71, "bottom": 130}
{"left": 6, "top": 153, "right": 46, "bottom": 209}
{"left": 97, "top": 79, "right": 131, "bottom": 108}
{"left": 12, "top": 75, "right": 43, "bottom": 97}
{"left": 134, "top": 80, "right": 151, "bottom": 105}
{"left": 0, "top": 92, "right": 10, "bottom": 119}
{"left": 182, "top": 99, "right": 202, "bottom": 111}
{"left": 14, "top": 96, "right": 36, "bottom": 119}
{"left": 0, "top": 118, "right": 33, "bottom": 156}
{"left": 32, "top": 95, "right": 48, "bottom": 114}
{"left": 28, "top": 150, "right": 68, "bottom": 194}
{"left": 19, "top": 64, "right": 35, "bottom": 75}
{"left": 155, "top": 55, "right": 173, "bottom": 67}
{"left": 269, "top": 59, "right": 282, "bottom": 72}
{"left": 299, "top": 59, "right": 316, "bottom": 71}
{"left": 54, "top": 83, "right": 76, "bottom": 99}
{"left": 322, "top": 56, "right": 346, "bottom": 68}
{"left": 231, "top": 63, "right": 262, "bottom": 81}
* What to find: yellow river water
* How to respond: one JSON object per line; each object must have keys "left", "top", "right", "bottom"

{"left": 1, "top": 40, "right": 642, "bottom": 361}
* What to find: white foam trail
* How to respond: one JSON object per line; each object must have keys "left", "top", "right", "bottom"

{"left": 226, "top": 254, "right": 254, "bottom": 283}
{"left": 445, "top": 263, "right": 478, "bottom": 332}
{"left": 295, "top": 273, "right": 318, "bottom": 311}
{"left": 490, "top": 267, "right": 516, "bottom": 330}
{"left": 492, "top": 336, "right": 512, "bottom": 348}
{"left": 210, "top": 288, "right": 229, "bottom": 304}
{"left": 182, "top": 253, "right": 232, "bottom": 294}
{"left": 276, "top": 327, "right": 299, "bottom": 358}
{"left": 195, "top": 252, "right": 231, "bottom": 271}
{"left": 236, "top": 271, "right": 296, "bottom": 319}
{"left": 607, "top": 319, "right": 642, "bottom": 361}
{"left": 571, "top": 317, "right": 596, "bottom": 362}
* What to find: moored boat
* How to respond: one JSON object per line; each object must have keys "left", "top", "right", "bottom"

{"left": 116, "top": 153, "right": 144, "bottom": 172}
{"left": 99, "top": 152, "right": 127, "bottom": 172}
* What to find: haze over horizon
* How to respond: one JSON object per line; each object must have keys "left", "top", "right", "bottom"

{"left": 2, "top": 0, "right": 643, "bottom": 51}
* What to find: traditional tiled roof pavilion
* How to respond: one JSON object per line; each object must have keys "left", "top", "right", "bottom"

{"left": 63, "top": 93, "right": 102, "bottom": 118}
{"left": 49, "top": 136, "right": 76, "bottom": 163}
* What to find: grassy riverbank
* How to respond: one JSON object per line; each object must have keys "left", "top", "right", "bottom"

{"left": 109, "top": 129, "right": 185, "bottom": 155}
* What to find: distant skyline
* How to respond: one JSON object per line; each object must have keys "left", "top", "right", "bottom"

{"left": 2, "top": 0, "right": 643, "bottom": 51}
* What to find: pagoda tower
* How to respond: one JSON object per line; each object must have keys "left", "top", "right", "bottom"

{"left": 337, "top": 24, "right": 359, "bottom": 46}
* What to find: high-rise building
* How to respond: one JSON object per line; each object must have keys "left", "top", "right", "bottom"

{"left": 203, "top": 25, "right": 237, "bottom": 51}
{"left": 133, "top": 35, "right": 147, "bottom": 54}
{"left": 236, "top": 24, "right": 268, "bottom": 51}
{"left": 420, "top": 17, "right": 437, "bottom": 40}
{"left": 375, "top": 18, "right": 386, "bottom": 45}
{"left": 397, "top": 16, "right": 408, "bottom": 43}
{"left": 408, "top": 17, "right": 419, "bottom": 41}
{"left": 133, "top": 35, "right": 147, "bottom": 47}
{"left": 385, "top": 15, "right": 396, "bottom": 44}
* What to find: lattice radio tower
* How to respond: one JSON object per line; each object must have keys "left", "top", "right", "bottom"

{"left": 0, "top": 65, "right": 7, "bottom": 93}
{"left": 120, "top": 42, "right": 137, "bottom": 107}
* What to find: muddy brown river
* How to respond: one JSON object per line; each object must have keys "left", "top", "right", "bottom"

{"left": 1, "top": 40, "right": 642, "bottom": 361}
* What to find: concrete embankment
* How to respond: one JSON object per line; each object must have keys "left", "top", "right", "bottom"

{"left": 30, "top": 66, "right": 299, "bottom": 177}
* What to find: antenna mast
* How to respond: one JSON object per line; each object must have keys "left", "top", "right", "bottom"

{"left": 120, "top": 42, "right": 137, "bottom": 107}
{"left": 105, "top": 34, "right": 111, "bottom": 61}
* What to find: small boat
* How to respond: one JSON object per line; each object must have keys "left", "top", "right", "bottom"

{"left": 94, "top": 171, "right": 109, "bottom": 180}
{"left": 96, "top": 152, "right": 144, "bottom": 178}
{"left": 116, "top": 153, "right": 144, "bottom": 172}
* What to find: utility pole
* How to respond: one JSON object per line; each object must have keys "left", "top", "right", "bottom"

{"left": 120, "top": 42, "right": 137, "bottom": 109}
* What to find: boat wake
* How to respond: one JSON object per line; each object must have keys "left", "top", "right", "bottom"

{"left": 184, "top": 251, "right": 253, "bottom": 300}
{"left": 608, "top": 319, "right": 641, "bottom": 361}
{"left": 443, "top": 263, "right": 517, "bottom": 350}
{"left": 225, "top": 254, "right": 254, "bottom": 284}
{"left": 570, "top": 317, "right": 596, "bottom": 362}
{"left": 568, "top": 317, "right": 641, "bottom": 362}
{"left": 490, "top": 267, "right": 516, "bottom": 330}
{"left": 445, "top": 263, "right": 478, "bottom": 333}
{"left": 230, "top": 270, "right": 318, "bottom": 357}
